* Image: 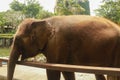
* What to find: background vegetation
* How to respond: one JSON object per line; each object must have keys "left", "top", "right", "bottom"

{"left": 1, "top": 0, "right": 120, "bottom": 57}
{"left": 54, "top": 0, "right": 90, "bottom": 15}
{"left": 95, "top": 0, "right": 120, "bottom": 24}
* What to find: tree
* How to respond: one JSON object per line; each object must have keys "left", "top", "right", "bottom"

{"left": 78, "top": 0, "right": 90, "bottom": 15}
{"left": 23, "top": 0, "right": 43, "bottom": 18}
{"left": 55, "top": 0, "right": 90, "bottom": 15}
{"left": 10, "top": 0, "right": 25, "bottom": 11}
{"left": 0, "top": 12, "right": 6, "bottom": 26}
{"left": 0, "top": 10, "right": 24, "bottom": 33}
{"left": 36, "top": 10, "right": 54, "bottom": 19}
{"left": 95, "top": 0, "right": 120, "bottom": 24}
{"left": 0, "top": 12, "right": 6, "bottom": 33}
{"left": 3, "top": 10, "right": 24, "bottom": 29}
{"left": 10, "top": 0, "right": 43, "bottom": 18}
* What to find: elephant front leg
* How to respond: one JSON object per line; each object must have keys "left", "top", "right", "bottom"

{"left": 46, "top": 69, "right": 61, "bottom": 80}
{"left": 95, "top": 74, "right": 106, "bottom": 80}
{"left": 62, "top": 71, "right": 75, "bottom": 80}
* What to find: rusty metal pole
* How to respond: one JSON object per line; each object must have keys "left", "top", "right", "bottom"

{"left": 0, "top": 60, "right": 2, "bottom": 67}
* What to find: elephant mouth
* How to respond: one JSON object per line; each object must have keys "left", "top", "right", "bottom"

{"left": 38, "top": 42, "right": 48, "bottom": 54}
{"left": 20, "top": 49, "right": 40, "bottom": 61}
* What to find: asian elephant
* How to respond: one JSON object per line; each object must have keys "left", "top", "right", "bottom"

{"left": 7, "top": 15, "right": 120, "bottom": 80}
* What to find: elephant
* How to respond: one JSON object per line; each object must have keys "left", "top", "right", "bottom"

{"left": 7, "top": 15, "right": 120, "bottom": 80}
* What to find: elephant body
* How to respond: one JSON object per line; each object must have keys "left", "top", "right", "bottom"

{"left": 45, "top": 16, "right": 119, "bottom": 66}
{"left": 8, "top": 15, "right": 120, "bottom": 80}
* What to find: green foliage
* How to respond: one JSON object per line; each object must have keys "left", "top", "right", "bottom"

{"left": 10, "top": 0, "right": 43, "bottom": 18}
{"left": 23, "top": 0, "right": 43, "bottom": 18}
{"left": 78, "top": 0, "right": 90, "bottom": 15}
{"left": 95, "top": 0, "right": 120, "bottom": 24}
{"left": 36, "top": 10, "right": 54, "bottom": 19}
{"left": 55, "top": 0, "right": 90, "bottom": 15}
{"left": 0, "top": 12, "right": 6, "bottom": 33}
{"left": 0, "top": 10, "right": 24, "bottom": 33}
{"left": 10, "top": 0, "right": 54, "bottom": 19}
{"left": 0, "top": 11, "right": 19, "bottom": 33}
{"left": 10, "top": 0, "right": 25, "bottom": 11}
{"left": 0, "top": 12, "right": 6, "bottom": 26}
{"left": 4, "top": 10, "right": 24, "bottom": 28}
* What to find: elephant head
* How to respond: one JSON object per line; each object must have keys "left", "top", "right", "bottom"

{"left": 7, "top": 19, "right": 52, "bottom": 80}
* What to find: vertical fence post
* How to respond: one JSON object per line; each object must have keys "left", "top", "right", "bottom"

{"left": 0, "top": 59, "right": 2, "bottom": 67}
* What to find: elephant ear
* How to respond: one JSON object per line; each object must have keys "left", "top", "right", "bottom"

{"left": 30, "top": 20, "right": 47, "bottom": 30}
{"left": 30, "top": 20, "right": 47, "bottom": 39}
{"left": 30, "top": 20, "right": 52, "bottom": 49}
{"left": 30, "top": 20, "right": 52, "bottom": 34}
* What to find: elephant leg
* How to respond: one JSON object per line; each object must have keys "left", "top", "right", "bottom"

{"left": 62, "top": 71, "right": 75, "bottom": 80}
{"left": 95, "top": 74, "right": 106, "bottom": 80}
{"left": 46, "top": 69, "right": 61, "bottom": 80}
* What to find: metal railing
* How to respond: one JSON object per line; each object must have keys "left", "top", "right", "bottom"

{"left": 0, "top": 58, "right": 120, "bottom": 77}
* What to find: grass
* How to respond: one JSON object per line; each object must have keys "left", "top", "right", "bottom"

{"left": 0, "top": 48, "right": 11, "bottom": 57}
{"left": 0, "top": 34, "right": 13, "bottom": 57}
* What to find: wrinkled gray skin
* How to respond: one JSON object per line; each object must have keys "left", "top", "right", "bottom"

{"left": 7, "top": 15, "right": 120, "bottom": 80}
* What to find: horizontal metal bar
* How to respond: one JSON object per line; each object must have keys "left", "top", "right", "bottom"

{"left": 17, "top": 61, "right": 120, "bottom": 76}
{"left": 0, "top": 58, "right": 120, "bottom": 76}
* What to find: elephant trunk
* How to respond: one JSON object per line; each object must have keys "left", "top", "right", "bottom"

{"left": 7, "top": 45, "right": 20, "bottom": 80}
